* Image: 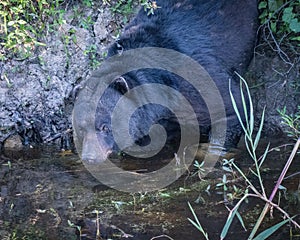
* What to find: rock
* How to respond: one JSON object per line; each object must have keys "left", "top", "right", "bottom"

{"left": 93, "top": 9, "right": 111, "bottom": 41}
{"left": 3, "top": 134, "right": 23, "bottom": 150}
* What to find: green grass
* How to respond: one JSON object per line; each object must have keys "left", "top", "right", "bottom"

{"left": 188, "top": 74, "right": 300, "bottom": 239}
{"left": 278, "top": 105, "right": 300, "bottom": 141}
{"left": 0, "top": 0, "right": 65, "bottom": 59}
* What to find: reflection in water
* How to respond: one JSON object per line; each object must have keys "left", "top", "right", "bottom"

{"left": 0, "top": 136, "right": 299, "bottom": 239}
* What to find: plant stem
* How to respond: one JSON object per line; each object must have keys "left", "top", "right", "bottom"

{"left": 248, "top": 138, "right": 300, "bottom": 240}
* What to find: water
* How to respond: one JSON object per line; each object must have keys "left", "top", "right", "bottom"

{"left": 0, "top": 136, "right": 299, "bottom": 240}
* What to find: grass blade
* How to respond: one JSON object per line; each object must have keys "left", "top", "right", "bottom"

{"left": 220, "top": 206, "right": 239, "bottom": 239}
{"left": 239, "top": 77, "right": 249, "bottom": 132}
{"left": 252, "top": 218, "right": 291, "bottom": 240}
{"left": 258, "top": 143, "right": 270, "bottom": 169}
{"left": 187, "top": 202, "right": 209, "bottom": 240}
{"left": 236, "top": 210, "right": 247, "bottom": 231}
{"left": 229, "top": 79, "right": 247, "bottom": 134}
{"left": 254, "top": 107, "right": 266, "bottom": 151}
{"left": 235, "top": 72, "right": 254, "bottom": 136}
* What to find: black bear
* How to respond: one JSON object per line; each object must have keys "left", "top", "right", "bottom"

{"left": 74, "top": 0, "right": 258, "bottom": 164}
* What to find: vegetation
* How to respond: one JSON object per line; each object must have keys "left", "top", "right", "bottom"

{"left": 110, "top": 0, "right": 137, "bottom": 23}
{"left": 278, "top": 106, "right": 300, "bottom": 141}
{"left": 258, "top": 0, "right": 300, "bottom": 69}
{"left": 188, "top": 74, "right": 300, "bottom": 239}
{"left": 0, "top": 0, "right": 160, "bottom": 61}
{"left": 259, "top": 0, "right": 300, "bottom": 42}
{"left": 0, "top": 0, "right": 65, "bottom": 59}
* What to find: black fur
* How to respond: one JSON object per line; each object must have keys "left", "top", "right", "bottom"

{"left": 82, "top": 0, "right": 258, "bottom": 163}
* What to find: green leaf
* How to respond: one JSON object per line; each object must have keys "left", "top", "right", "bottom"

{"left": 289, "top": 19, "right": 300, "bottom": 33}
{"left": 0, "top": 10, "right": 8, "bottom": 16}
{"left": 282, "top": 7, "right": 294, "bottom": 24}
{"left": 253, "top": 218, "right": 291, "bottom": 240}
{"left": 223, "top": 166, "right": 232, "bottom": 172}
{"left": 270, "top": 21, "right": 277, "bottom": 33}
{"left": 187, "top": 202, "right": 209, "bottom": 240}
{"left": 236, "top": 210, "right": 247, "bottom": 231}
{"left": 223, "top": 174, "right": 227, "bottom": 183}
{"left": 258, "top": 1, "right": 267, "bottom": 9}
{"left": 291, "top": 36, "right": 300, "bottom": 41}
{"left": 254, "top": 107, "right": 266, "bottom": 150}
{"left": 229, "top": 78, "right": 248, "bottom": 135}
{"left": 258, "top": 143, "right": 270, "bottom": 168}
{"left": 221, "top": 206, "right": 239, "bottom": 239}
{"left": 259, "top": 10, "right": 268, "bottom": 23}
{"left": 268, "top": 0, "right": 282, "bottom": 12}
{"left": 35, "top": 41, "right": 46, "bottom": 46}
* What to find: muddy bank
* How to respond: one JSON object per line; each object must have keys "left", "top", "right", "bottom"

{"left": 0, "top": 1, "right": 132, "bottom": 147}
{"left": 0, "top": 1, "right": 299, "bottom": 148}
{"left": 248, "top": 44, "right": 300, "bottom": 136}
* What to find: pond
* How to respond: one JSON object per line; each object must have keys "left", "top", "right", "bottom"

{"left": 0, "top": 135, "right": 299, "bottom": 240}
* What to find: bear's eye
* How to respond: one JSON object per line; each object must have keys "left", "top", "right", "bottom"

{"left": 100, "top": 124, "right": 110, "bottom": 133}
{"left": 116, "top": 42, "right": 124, "bottom": 55}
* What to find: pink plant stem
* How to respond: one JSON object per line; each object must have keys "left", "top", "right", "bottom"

{"left": 249, "top": 138, "right": 300, "bottom": 240}
{"left": 268, "top": 138, "right": 300, "bottom": 202}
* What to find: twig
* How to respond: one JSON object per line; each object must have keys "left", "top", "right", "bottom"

{"left": 257, "top": 143, "right": 294, "bottom": 162}
{"left": 110, "top": 225, "right": 134, "bottom": 238}
{"left": 150, "top": 235, "right": 175, "bottom": 240}
{"left": 283, "top": 171, "right": 300, "bottom": 180}
{"left": 255, "top": 0, "right": 298, "bottom": 71}
{"left": 266, "top": 22, "right": 293, "bottom": 66}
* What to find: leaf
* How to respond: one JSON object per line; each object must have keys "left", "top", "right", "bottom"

{"left": 7, "top": 21, "right": 15, "bottom": 26}
{"left": 253, "top": 218, "right": 291, "bottom": 240}
{"left": 187, "top": 202, "right": 209, "bottom": 240}
{"left": 258, "top": 143, "right": 270, "bottom": 168}
{"left": 270, "top": 21, "right": 277, "bottom": 33}
{"left": 239, "top": 77, "right": 250, "bottom": 132}
{"left": 282, "top": 7, "right": 294, "bottom": 24}
{"left": 258, "top": 1, "right": 267, "bottom": 9}
{"left": 236, "top": 210, "right": 247, "bottom": 231}
{"left": 289, "top": 19, "right": 300, "bottom": 33}
{"left": 229, "top": 78, "right": 248, "bottom": 135}
{"left": 223, "top": 174, "right": 227, "bottom": 183}
{"left": 268, "top": 0, "right": 282, "bottom": 12}
{"left": 18, "top": 19, "right": 27, "bottom": 25}
{"left": 236, "top": 72, "right": 254, "bottom": 135}
{"left": 223, "top": 166, "right": 232, "bottom": 172}
{"left": 220, "top": 206, "right": 239, "bottom": 239}
{"left": 259, "top": 10, "right": 268, "bottom": 23}
{"left": 254, "top": 107, "right": 266, "bottom": 150}
{"left": 67, "top": 219, "right": 75, "bottom": 227}
{"left": 35, "top": 41, "right": 46, "bottom": 47}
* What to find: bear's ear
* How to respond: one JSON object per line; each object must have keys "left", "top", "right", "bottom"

{"left": 112, "top": 76, "right": 129, "bottom": 95}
